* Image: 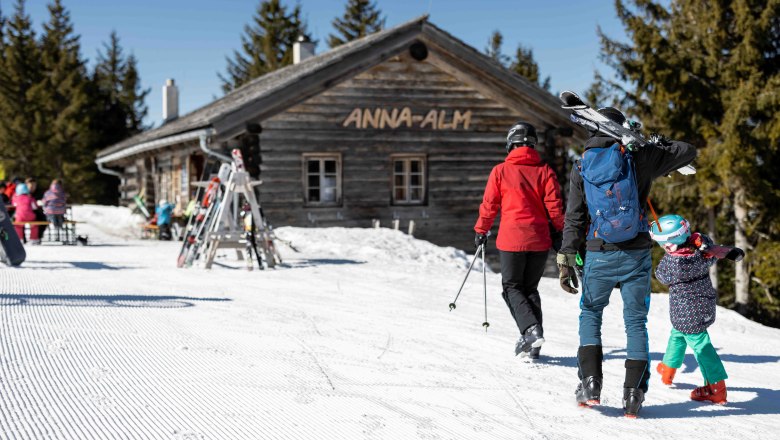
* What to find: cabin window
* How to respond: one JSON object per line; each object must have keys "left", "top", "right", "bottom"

{"left": 303, "top": 153, "right": 342, "bottom": 205}
{"left": 392, "top": 155, "right": 426, "bottom": 205}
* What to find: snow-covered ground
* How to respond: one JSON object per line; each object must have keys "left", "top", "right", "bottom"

{"left": 1, "top": 206, "right": 779, "bottom": 439}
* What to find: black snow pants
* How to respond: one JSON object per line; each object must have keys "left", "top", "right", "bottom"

{"left": 500, "top": 250, "right": 548, "bottom": 335}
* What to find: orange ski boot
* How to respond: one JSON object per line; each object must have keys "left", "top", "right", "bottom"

{"left": 690, "top": 380, "right": 727, "bottom": 405}
{"left": 656, "top": 362, "right": 677, "bottom": 386}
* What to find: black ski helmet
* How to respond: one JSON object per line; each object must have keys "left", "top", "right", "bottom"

{"left": 506, "top": 121, "right": 537, "bottom": 152}
{"left": 597, "top": 107, "right": 626, "bottom": 125}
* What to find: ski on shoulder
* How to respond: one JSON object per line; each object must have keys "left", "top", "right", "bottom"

{"left": 560, "top": 91, "right": 696, "bottom": 176}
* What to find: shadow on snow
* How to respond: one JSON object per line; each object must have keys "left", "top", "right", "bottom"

{"left": 541, "top": 349, "right": 780, "bottom": 371}
{"left": 282, "top": 258, "right": 366, "bottom": 268}
{"left": 0, "top": 294, "right": 231, "bottom": 308}
{"left": 539, "top": 348, "right": 780, "bottom": 418}
{"left": 21, "top": 261, "right": 137, "bottom": 270}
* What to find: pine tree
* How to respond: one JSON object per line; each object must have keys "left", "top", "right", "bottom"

{"left": 599, "top": 0, "right": 780, "bottom": 325}
{"left": 510, "top": 44, "right": 551, "bottom": 90}
{"left": 0, "top": 6, "right": 5, "bottom": 180}
{"left": 220, "top": 0, "right": 311, "bottom": 93}
{"left": 485, "top": 30, "right": 510, "bottom": 66}
{"left": 584, "top": 72, "right": 612, "bottom": 107}
{"left": 122, "top": 54, "right": 149, "bottom": 134}
{"left": 91, "top": 31, "right": 150, "bottom": 204}
{"left": 328, "top": 0, "right": 385, "bottom": 48}
{"left": 0, "top": 0, "right": 42, "bottom": 177}
{"left": 0, "top": 4, "right": 6, "bottom": 59}
{"left": 93, "top": 31, "right": 127, "bottom": 147}
{"left": 36, "top": 0, "right": 94, "bottom": 201}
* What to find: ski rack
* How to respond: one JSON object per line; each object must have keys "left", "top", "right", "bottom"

{"left": 197, "top": 149, "right": 281, "bottom": 270}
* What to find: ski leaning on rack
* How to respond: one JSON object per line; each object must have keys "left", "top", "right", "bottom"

{"left": 177, "top": 176, "right": 222, "bottom": 268}
{"left": 559, "top": 90, "right": 696, "bottom": 176}
{"left": 0, "top": 203, "right": 25, "bottom": 266}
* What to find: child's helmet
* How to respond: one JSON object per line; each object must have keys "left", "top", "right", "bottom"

{"left": 650, "top": 214, "right": 691, "bottom": 246}
{"left": 15, "top": 183, "right": 29, "bottom": 195}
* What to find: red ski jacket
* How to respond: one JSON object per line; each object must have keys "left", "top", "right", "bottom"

{"left": 474, "top": 147, "right": 564, "bottom": 252}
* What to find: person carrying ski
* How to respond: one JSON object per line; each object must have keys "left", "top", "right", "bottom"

{"left": 42, "top": 179, "right": 67, "bottom": 240}
{"left": 557, "top": 107, "right": 696, "bottom": 417}
{"left": 12, "top": 183, "right": 40, "bottom": 244}
{"left": 651, "top": 214, "right": 743, "bottom": 405}
{"left": 474, "top": 121, "right": 564, "bottom": 360}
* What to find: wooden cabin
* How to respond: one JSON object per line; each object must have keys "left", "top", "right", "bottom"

{"left": 96, "top": 16, "right": 585, "bottom": 252}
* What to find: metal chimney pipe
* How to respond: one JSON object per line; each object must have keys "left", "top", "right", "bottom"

{"left": 293, "top": 35, "right": 315, "bottom": 64}
{"left": 162, "top": 78, "right": 179, "bottom": 123}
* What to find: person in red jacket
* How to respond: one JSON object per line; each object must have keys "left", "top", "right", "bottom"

{"left": 474, "top": 121, "right": 565, "bottom": 359}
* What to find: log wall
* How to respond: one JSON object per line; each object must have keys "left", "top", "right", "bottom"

{"left": 257, "top": 50, "right": 560, "bottom": 251}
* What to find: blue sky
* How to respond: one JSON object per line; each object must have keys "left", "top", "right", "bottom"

{"left": 3, "top": 0, "right": 629, "bottom": 127}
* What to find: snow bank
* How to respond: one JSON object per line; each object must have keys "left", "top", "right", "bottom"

{"left": 71, "top": 204, "right": 146, "bottom": 240}
{"left": 274, "top": 226, "right": 487, "bottom": 272}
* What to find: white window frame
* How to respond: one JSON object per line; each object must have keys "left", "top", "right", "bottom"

{"left": 391, "top": 155, "right": 426, "bottom": 205}
{"left": 302, "top": 153, "right": 342, "bottom": 206}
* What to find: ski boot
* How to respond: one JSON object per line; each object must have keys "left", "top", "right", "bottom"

{"left": 575, "top": 376, "right": 602, "bottom": 407}
{"left": 656, "top": 362, "right": 676, "bottom": 386}
{"left": 691, "top": 380, "right": 727, "bottom": 405}
{"left": 515, "top": 324, "right": 544, "bottom": 356}
{"left": 623, "top": 387, "right": 644, "bottom": 418}
{"left": 529, "top": 346, "right": 541, "bottom": 361}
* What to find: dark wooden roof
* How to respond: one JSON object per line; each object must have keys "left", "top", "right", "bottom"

{"left": 97, "top": 16, "right": 581, "bottom": 162}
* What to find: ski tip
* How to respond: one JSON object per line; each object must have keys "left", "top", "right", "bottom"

{"left": 559, "top": 90, "right": 577, "bottom": 100}
{"left": 559, "top": 90, "right": 587, "bottom": 108}
{"left": 624, "top": 414, "right": 638, "bottom": 419}
{"left": 676, "top": 164, "right": 697, "bottom": 175}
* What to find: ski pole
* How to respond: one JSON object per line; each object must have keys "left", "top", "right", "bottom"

{"left": 449, "top": 243, "right": 483, "bottom": 311}
{"left": 481, "top": 241, "right": 489, "bottom": 331}
{"left": 647, "top": 197, "right": 662, "bottom": 232}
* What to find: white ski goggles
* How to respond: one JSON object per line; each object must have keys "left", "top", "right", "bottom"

{"left": 650, "top": 219, "right": 690, "bottom": 243}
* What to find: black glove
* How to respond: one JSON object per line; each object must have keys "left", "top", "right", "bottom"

{"left": 693, "top": 233, "right": 715, "bottom": 251}
{"left": 474, "top": 233, "right": 488, "bottom": 248}
{"left": 556, "top": 253, "right": 579, "bottom": 294}
{"left": 551, "top": 230, "right": 563, "bottom": 253}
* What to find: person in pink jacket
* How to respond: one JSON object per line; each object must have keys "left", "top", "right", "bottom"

{"left": 12, "top": 183, "right": 40, "bottom": 244}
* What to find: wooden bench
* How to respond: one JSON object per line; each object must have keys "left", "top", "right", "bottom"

{"left": 142, "top": 224, "right": 160, "bottom": 239}
{"left": 12, "top": 220, "right": 82, "bottom": 245}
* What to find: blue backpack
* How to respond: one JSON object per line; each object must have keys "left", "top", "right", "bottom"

{"left": 580, "top": 143, "right": 648, "bottom": 243}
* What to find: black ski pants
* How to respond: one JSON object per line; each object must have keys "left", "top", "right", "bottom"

{"left": 499, "top": 250, "right": 548, "bottom": 335}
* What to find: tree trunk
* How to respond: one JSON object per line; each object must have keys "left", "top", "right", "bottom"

{"left": 708, "top": 207, "right": 718, "bottom": 294}
{"left": 734, "top": 187, "right": 750, "bottom": 315}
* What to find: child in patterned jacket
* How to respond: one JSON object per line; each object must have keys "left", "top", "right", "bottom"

{"left": 650, "top": 214, "right": 744, "bottom": 405}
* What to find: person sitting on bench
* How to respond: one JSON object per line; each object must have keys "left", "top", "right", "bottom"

{"left": 42, "top": 179, "right": 67, "bottom": 241}
{"left": 12, "top": 183, "right": 39, "bottom": 244}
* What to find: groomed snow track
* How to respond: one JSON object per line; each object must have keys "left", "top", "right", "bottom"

{"left": 1, "top": 215, "right": 779, "bottom": 439}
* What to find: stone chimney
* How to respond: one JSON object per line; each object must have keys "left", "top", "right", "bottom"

{"left": 162, "top": 78, "right": 179, "bottom": 123}
{"left": 293, "top": 35, "right": 315, "bottom": 64}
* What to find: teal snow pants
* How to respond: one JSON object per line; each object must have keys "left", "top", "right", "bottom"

{"left": 662, "top": 328, "right": 728, "bottom": 384}
{"left": 579, "top": 249, "right": 652, "bottom": 360}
